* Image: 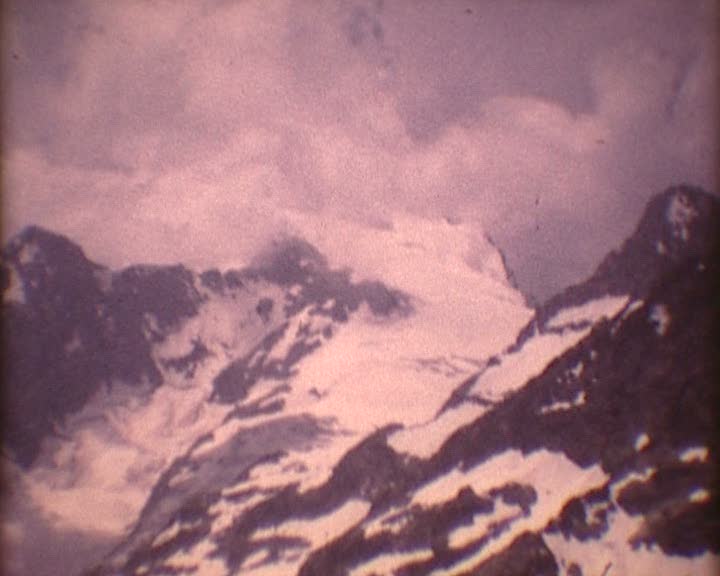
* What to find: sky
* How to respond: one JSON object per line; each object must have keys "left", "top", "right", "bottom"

{"left": 2, "top": 0, "right": 718, "bottom": 302}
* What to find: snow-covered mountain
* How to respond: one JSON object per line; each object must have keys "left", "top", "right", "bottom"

{"left": 1, "top": 185, "right": 717, "bottom": 576}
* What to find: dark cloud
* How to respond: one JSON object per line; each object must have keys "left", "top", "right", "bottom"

{"left": 345, "top": 2, "right": 384, "bottom": 46}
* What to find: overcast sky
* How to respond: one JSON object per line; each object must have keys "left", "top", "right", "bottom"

{"left": 2, "top": 0, "right": 717, "bottom": 301}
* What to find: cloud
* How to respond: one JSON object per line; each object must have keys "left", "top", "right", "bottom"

{"left": 2, "top": 0, "right": 717, "bottom": 301}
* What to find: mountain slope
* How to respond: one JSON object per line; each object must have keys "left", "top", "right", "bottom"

{"left": 2, "top": 217, "right": 529, "bottom": 576}
{"left": 2, "top": 185, "right": 718, "bottom": 576}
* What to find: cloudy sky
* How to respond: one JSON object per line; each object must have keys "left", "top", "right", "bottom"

{"left": 2, "top": 0, "right": 717, "bottom": 301}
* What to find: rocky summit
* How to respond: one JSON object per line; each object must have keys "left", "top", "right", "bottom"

{"left": 1, "top": 185, "right": 718, "bottom": 576}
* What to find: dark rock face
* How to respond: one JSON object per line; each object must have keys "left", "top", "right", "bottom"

{"left": 210, "top": 324, "right": 301, "bottom": 403}
{"left": 1, "top": 227, "right": 203, "bottom": 467}
{"left": 103, "top": 264, "right": 202, "bottom": 388}
{"left": 1, "top": 228, "right": 410, "bottom": 469}
{"left": 548, "top": 487, "right": 613, "bottom": 542}
{"left": 2, "top": 227, "right": 117, "bottom": 467}
{"left": 464, "top": 532, "right": 559, "bottom": 576}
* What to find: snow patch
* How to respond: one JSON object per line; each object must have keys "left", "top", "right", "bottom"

{"left": 610, "top": 468, "right": 656, "bottom": 503}
{"left": 621, "top": 299, "right": 645, "bottom": 321}
{"left": 413, "top": 450, "right": 606, "bottom": 511}
{"left": 539, "top": 390, "right": 586, "bottom": 415}
{"left": 17, "top": 241, "right": 40, "bottom": 265}
{"left": 679, "top": 446, "right": 709, "bottom": 463}
{"left": 209, "top": 493, "right": 267, "bottom": 534}
{"left": 689, "top": 488, "right": 711, "bottom": 503}
{"left": 152, "top": 519, "right": 198, "bottom": 549}
{"left": 546, "top": 507, "right": 719, "bottom": 576}
{"left": 287, "top": 302, "right": 526, "bottom": 439}
{"left": 163, "top": 539, "right": 227, "bottom": 575}
{"left": 265, "top": 306, "right": 328, "bottom": 363}
{"left": 250, "top": 499, "right": 370, "bottom": 572}
{"left": 422, "top": 450, "right": 608, "bottom": 575}
{"left": 389, "top": 403, "right": 484, "bottom": 459}
{"left": 190, "top": 417, "right": 247, "bottom": 460}
{"left": 64, "top": 330, "right": 83, "bottom": 355}
{"left": 349, "top": 549, "right": 434, "bottom": 576}
{"left": 154, "top": 282, "right": 286, "bottom": 363}
{"left": 363, "top": 508, "right": 413, "bottom": 539}
{"left": 569, "top": 360, "right": 584, "bottom": 379}
{"left": 142, "top": 313, "right": 160, "bottom": 339}
{"left": 391, "top": 325, "right": 592, "bottom": 459}
{"left": 253, "top": 499, "right": 369, "bottom": 547}
{"left": 649, "top": 304, "right": 671, "bottom": 336}
{"left": 469, "top": 328, "right": 592, "bottom": 404}
{"left": 447, "top": 500, "right": 518, "bottom": 549}
{"left": 667, "top": 193, "right": 698, "bottom": 242}
{"left": 546, "top": 295, "right": 629, "bottom": 330}
{"left": 3, "top": 264, "right": 25, "bottom": 304}
{"left": 634, "top": 433, "right": 651, "bottom": 452}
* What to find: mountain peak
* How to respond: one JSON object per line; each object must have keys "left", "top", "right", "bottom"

{"left": 2, "top": 225, "right": 103, "bottom": 310}
{"left": 665, "top": 188, "right": 701, "bottom": 241}
{"left": 505, "top": 185, "right": 719, "bottom": 348}
{"left": 589, "top": 184, "right": 719, "bottom": 296}
{"left": 4, "top": 225, "right": 91, "bottom": 270}
{"left": 539, "top": 185, "right": 718, "bottom": 310}
{"left": 633, "top": 184, "right": 719, "bottom": 259}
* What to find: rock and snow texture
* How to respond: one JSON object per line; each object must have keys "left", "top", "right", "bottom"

{"left": 1, "top": 216, "right": 528, "bottom": 575}
{"left": 666, "top": 192, "right": 699, "bottom": 242}
{"left": 2, "top": 185, "right": 719, "bottom": 576}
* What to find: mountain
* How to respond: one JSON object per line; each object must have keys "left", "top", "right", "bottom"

{"left": 1, "top": 230, "right": 411, "bottom": 469}
{"left": 515, "top": 184, "right": 720, "bottom": 344}
{"left": 1, "top": 215, "right": 528, "bottom": 575}
{"left": 1, "top": 185, "right": 718, "bottom": 576}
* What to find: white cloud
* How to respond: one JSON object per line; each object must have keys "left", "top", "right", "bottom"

{"left": 3, "top": 0, "right": 717, "bottom": 300}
